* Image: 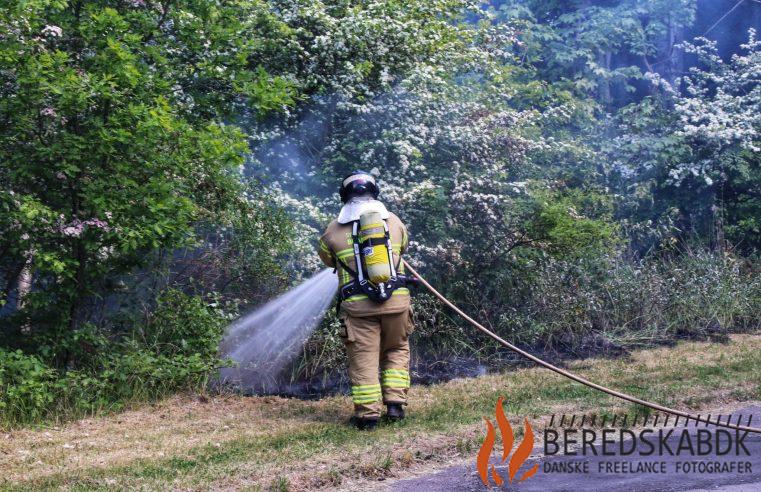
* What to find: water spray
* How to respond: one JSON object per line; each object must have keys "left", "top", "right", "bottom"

{"left": 218, "top": 268, "right": 337, "bottom": 393}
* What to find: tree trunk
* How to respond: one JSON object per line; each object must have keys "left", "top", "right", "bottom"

{"left": 17, "top": 250, "right": 34, "bottom": 333}
{"left": 68, "top": 240, "right": 86, "bottom": 331}
{"left": 665, "top": 14, "right": 684, "bottom": 84}
{"left": 597, "top": 50, "right": 612, "bottom": 107}
{"left": 16, "top": 251, "right": 34, "bottom": 326}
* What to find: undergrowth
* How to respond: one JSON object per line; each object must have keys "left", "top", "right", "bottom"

{"left": 290, "top": 249, "right": 760, "bottom": 389}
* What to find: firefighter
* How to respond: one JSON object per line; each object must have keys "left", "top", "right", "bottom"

{"left": 318, "top": 171, "right": 414, "bottom": 430}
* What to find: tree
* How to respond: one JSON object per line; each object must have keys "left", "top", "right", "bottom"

{"left": 606, "top": 31, "right": 760, "bottom": 252}
{"left": 0, "top": 0, "right": 295, "bottom": 342}
{"left": 494, "top": 0, "right": 696, "bottom": 106}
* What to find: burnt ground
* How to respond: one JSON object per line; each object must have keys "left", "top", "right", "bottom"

{"left": 218, "top": 353, "right": 525, "bottom": 399}
{"left": 219, "top": 329, "right": 736, "bottom": 400}
{"left": 391, "top": 405, "right": 761, "bottom": 492}
{"left": 220, "top": 332, "right": 642, "bottom": 399}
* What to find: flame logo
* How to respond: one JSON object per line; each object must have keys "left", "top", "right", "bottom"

{"left": 476, "top": 397, "right": 539, "bottom": 487}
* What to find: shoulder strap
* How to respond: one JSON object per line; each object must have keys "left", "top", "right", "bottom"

{"left": 350, "top": 220, "right": 366, "bottom": 283}
{"left": 335, "top": 256, "right": 358, "bottom": 279}
{"left": 382, "top": 218, "right": 398, "bottom": 278}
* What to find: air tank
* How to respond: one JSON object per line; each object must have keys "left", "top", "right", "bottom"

{"left": 359, "top": 211, "right": 391, "bottom": 284}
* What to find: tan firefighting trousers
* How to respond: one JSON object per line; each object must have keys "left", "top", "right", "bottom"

{"left": 340, "top": 308, "right": 413, "bottom": 419}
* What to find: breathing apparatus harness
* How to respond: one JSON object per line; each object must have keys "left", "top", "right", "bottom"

{"left": 334, "top": 219, "right": 416, "bottom": 313}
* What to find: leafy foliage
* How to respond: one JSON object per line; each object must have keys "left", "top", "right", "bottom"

{"left": 607, "top": 31, "right": 761, "bottom": 252}
{"left": 0, "top": 0, "right": 296, "bottom": 332}
{"left": 1, "top": 289, "right": 226, "bottom": 426}
{"left": 494, "top": 0, "right": 696, "bottom": 103}
{"left": 0, "top": 0, "right": 759, "bottom": 425}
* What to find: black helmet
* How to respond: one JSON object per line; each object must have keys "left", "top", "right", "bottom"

{"left": 339, "top": 171, "right": 379, "bottom": 203}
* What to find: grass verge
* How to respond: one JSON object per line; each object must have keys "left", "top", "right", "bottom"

{"left": 1, "top": 334, "right": 759, "bottom": 491}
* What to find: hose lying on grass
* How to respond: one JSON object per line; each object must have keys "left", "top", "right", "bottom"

{"left": 402, "top": 259, "right": 761, "bottom": 434}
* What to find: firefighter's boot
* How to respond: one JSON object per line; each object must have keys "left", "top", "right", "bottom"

{"left": 385, "top": 403, "right": 405, "bottom": 421}
{"left": 349, "top": 416, "right": 379, "bottom": 431}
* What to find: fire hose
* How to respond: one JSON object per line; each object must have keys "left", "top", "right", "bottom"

{"left": 402, "top": 259, "right": 761, "bottom": 434}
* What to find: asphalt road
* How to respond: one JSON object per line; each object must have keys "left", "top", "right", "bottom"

{"left": 392, "top": 406, "right": 761, "bottom": 492}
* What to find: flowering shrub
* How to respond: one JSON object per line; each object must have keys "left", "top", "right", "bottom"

{"left": 607, "top": 30, "right": 760, "bottom": 253}
{"left": 1, "top": 0, "right": 759, "bottom": 420}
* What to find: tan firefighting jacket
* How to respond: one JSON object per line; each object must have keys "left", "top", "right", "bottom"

{"left": 318, "top": 212, "right": 410, "bottom": 317}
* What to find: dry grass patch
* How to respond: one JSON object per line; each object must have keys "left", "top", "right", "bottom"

{"left": 1, "top": 334, "right": 758, "bottom": 491}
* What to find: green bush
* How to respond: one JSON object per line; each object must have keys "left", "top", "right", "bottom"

{"left": 284, "top": 248, "right": 759, "bottom": 390}
{"left": 142, "top": 289, "right": 227, "bottom": 360}
{"left": 526, "top": 190, "right": 619, "bottom": 259}
{"left": 91, "top": 350, "right": 217, "bottom": 406}
{"left": 0, "top": 349, "right": 57, "bottom": 424}
{"left": 1, "top": 290, "right": 227, "bottom": 428}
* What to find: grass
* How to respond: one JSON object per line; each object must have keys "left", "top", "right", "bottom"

{"left": 1, "top": 333, "right": 759, "bottom": 491}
